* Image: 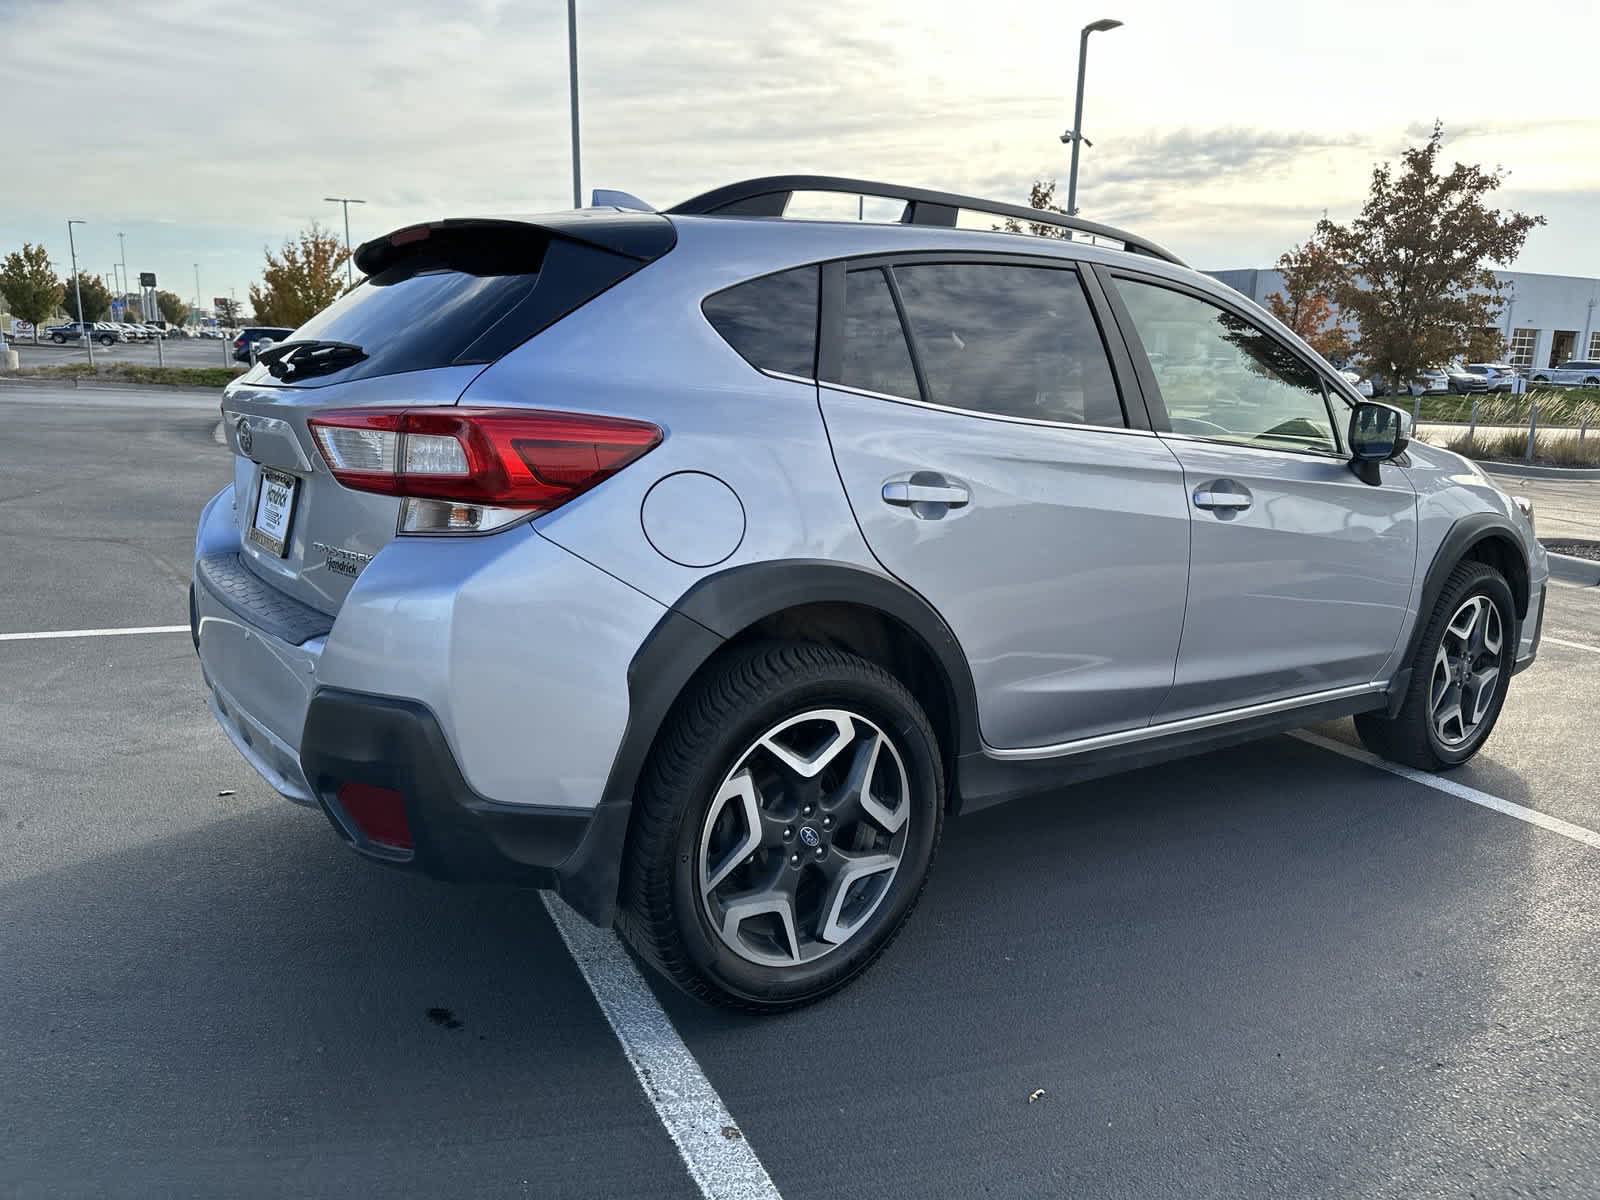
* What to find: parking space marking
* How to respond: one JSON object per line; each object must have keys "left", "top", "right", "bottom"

{"left": 1544, "top": 635, "right": 1600, "bottom": 655}
{"left": 1292, "top": 730, "right": 1600, "bottom": 850}
{"left": 540, "top": 893, "right": 784, "bottom": 1200}
{"left": 0, "top": 625, "right": 189, "bottom": 643}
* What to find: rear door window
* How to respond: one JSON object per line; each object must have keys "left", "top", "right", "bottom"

{"left": 702, "top": 266, "right": 818, "bottom": 377}
{"left": 890, "top": 263, "right": 1125, "bottom": 427}
{"left": 837, "top": 267, "right": 921, "bottom": 400}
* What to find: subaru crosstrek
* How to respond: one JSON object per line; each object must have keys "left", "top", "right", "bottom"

{"left": 192, "top": 176, "right": 1548, "bottom": 1010}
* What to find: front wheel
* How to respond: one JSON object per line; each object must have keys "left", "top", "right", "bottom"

{"left": 621, "top": 642, "right": 944, "bottom": 1011}
{"left": 1355, "top": 561, "right": 1516, "bottom": 770}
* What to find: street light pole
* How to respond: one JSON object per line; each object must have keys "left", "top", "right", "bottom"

{"left": 323, "top": 197, "right": 366, "bottom": 287}
{"left": 67, "top": 220, "right": 93, "bottom": 367}
{"left": 567, "top": 0, "right": 582, "bottom": 209}
{"left": 193, "top": 263, "right": 202, "bottom": 330}
{"left": 118, "top": 232, "right": 128, "bottom": 316}
{"left": 1063, "top": 18, "right": 1123, "bottom": 218}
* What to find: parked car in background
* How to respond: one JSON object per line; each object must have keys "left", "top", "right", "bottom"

{"left": 1417, "top": 367, "right": 1451, "bottom": 394}
{"left": 1462, "top": 363, "right": 1518, "bottom": 393}
{"left": 232, "top": 326, "right": 294, "bottom": 362}
{"left": 1529, "top": 359, "right": 1600, "bottom": 387}
{"left": 1339, "top": 369, "right": 1374, "bottom": 398}
{"left": 47, "top": 322, "right": 119, "bottom": 346}
{"left": 1443, "top": 365, "right": 1489, "bottom": 395}
{"left": 113, "top": 322, "right": 149, "bottom": 342}
{"left": 192, "top": 174, "right": 1548, "bottom": 1009}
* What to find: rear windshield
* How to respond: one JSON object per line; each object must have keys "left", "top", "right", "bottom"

{"left": 281, "top": 227, "right": 550, "bottom": 384}
{"left": 267, "top": 224, "right": 655, "bottom": 386}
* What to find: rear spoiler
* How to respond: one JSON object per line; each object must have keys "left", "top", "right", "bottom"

{"left": 353, "top": 211, "right": 676, "bottom": 277}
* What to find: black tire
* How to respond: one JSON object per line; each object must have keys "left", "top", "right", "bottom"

{"left": 1355, "top": 560, "right": 1516, "bottom": 770}
{"left": 51, "top": 334, "right": 64, "bottom": 344}
{"left": 620, "top": 642, "right": 944, "bottom": 1012}
{"left": 98, "top": 335, "right": 114, "bottom": 346}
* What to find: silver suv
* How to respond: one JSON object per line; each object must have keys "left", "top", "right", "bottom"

{"left": 192, "top": 176, "right": 1548, "bottom": 1010}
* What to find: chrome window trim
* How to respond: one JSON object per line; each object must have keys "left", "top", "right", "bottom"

{"left": 1157, "top": 430, "right": 1350, "bottom": 462}
{"left": 986, "top": 682, "right": 1387, "bottom": 761}
{"left": 817, "top": 379, "right": 1157, "bottom": 438}
{"left": 761, "top": 368, "right": 819, "bottom": 385}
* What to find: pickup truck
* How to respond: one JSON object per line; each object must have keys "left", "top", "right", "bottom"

{"left": 47, "top": 322, "right": 121, "bottom": 346}
{"left": 1529, "top": 359, "right": 1600, "bottom": 387}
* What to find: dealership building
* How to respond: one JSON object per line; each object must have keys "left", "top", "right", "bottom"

{"left": 1207, "top": 267, "right": 1600, "bottom": 370}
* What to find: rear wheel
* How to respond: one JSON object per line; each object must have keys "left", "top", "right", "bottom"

{"left": 50, "top": 334, "right": 64, "bottom": 344}
{"left": 621, "top": 642, "right": 943, "bottom": 1011}
{"left": 1355, "top": 561, "right": 1516, "bottom": 770}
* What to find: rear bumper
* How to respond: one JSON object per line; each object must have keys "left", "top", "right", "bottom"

{"left": 298, "top": 689, "right": 631, "bottom": 923}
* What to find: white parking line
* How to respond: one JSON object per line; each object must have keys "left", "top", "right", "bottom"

{"left": 1544, "top": 635, "right": 1600, "bottom": 656}
{"left": 0, "top": 625, "right": 189, "bottom": 642}
{"left": 1292, "top": 730, "right": 1600, "bottom": 850}
{"left": 540, "top": 893, "right": 784, "bottom": 1200}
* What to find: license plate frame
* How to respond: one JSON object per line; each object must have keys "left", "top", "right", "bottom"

{"left": 247, "top": 467, "right": 299, "bottom": 558}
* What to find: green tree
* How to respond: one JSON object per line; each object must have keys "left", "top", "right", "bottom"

{"left": 0, "top": 244, "right": 64, "bottom": 342}
{"left": 1316, "top": 122, "right": 1543, "bottom": 389}
{"left": 61, "top": 272, "right": 112, "bottom": 322}
{"left": 156, "top": 289, "right": 190, "bottom": 325}
{"left": 213, "top": 296, "right": 242, "bottom": 327}
{"left": 998, "top": 180, "right": 1071, "bottom": 239}
{"left": 1265, "top": 234, "right": 1351, "bottom": 361}
{"left": 248, "top": 223, "right": 350, "bottom": 327}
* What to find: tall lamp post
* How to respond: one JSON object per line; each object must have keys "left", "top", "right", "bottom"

{"left": 67, "top": 220, "right": 93, "bottom": 366}
{"left": 118, "top": 232, "right": 129, "bottom": 317}
{"left": 324, "top": 196, "right": 366, "bottom": 287}
{"left": 1062, "top": 17, "right": 1122, "bottom": 218}
{"left": 567, "top": 0, "right": 582, "bottom": 209}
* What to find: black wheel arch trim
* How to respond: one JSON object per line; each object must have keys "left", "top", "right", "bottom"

{"left": 1395, "top": 513, "right": 1531, "bottom": 702}
{"left": 666, "top": 558, "right": 983, "bottom": 761}
{"left": 593, "top": 559, "right": 984, "bottom": 918}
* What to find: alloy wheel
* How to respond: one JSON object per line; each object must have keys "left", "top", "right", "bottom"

{"left": 1429, "top": 594, "right": 1504, "bottom": 748}
{"left": 697, "top": 708, "right": 911, "bottom": 967}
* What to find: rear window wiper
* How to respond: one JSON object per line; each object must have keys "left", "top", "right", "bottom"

{"left": 257, "top": 339, "right": 368, "bottom": 380}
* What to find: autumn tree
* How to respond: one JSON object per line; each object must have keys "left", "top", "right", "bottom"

{"left": 0, "top": 244, "right": 64, "bottom": 341}
{"left": 61, "top": 272, "right": 112, "bottom": 322}
{"left": 248, "top": 223, "right": 351, "bottom": 327}
{"left": 1266, "top": 235, "right": 1351, "bottom": 360}
{"left": 1317, "top": 122, "right": 1542, "bottom": 389}
{"left": 156, "top": 289, "right": 190, "bottom": 325}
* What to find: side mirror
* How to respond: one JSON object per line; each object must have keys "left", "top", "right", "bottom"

{"left": 1348, "top": 401, "right": 1410, "bottom": 484}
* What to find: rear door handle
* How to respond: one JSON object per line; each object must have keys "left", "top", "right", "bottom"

{"left": 1192, "top": 483, "right": 1252, "bottom": 511}
{"left": 882, "top": 481, "right": 971, "bottom": 507}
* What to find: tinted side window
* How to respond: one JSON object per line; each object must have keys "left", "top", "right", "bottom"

{"left": 891, "top": 263, "right": 1123, "bottom": 426}
{"left": 1113, "top": 277, "right": 1338, "bottom": 453}
{"left": 702, "top": 266, "right": 818, "bottom": 377}
{"left": 838, "top": 268, "right": 920, "bottom": 399}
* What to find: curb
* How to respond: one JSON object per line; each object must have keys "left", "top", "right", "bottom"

{"left": 1478, "top": 460, "right": 1600, "bottom": 481}
{"left": 1547, "top": 551, "right": 1600, "bottom": 587}
{"left": 0, "top": 375, "right": 228, "bottom": 395}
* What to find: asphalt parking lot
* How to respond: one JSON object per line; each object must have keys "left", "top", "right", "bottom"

{"left": 4, "top": 384, "right": 1600, "bottom": 1199}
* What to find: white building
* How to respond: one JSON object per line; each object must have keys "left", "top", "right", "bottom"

{"left": 1207, "top": 268, "right": 1600, "bottom": 370}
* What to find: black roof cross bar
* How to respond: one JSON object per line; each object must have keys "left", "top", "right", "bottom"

{"left": 668, "top": 175, "right": 1184, "bottom": 266}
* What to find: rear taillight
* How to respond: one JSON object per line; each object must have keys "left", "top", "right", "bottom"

{"left": 307, "top": 406, "right": 662, "bottom": 533}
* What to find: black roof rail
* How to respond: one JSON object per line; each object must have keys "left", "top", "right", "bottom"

{"left": 667, "top": 174, "right": 1185, "bottom": 266}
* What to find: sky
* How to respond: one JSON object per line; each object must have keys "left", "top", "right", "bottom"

{"left": 4, "top": 0, "right": 1598, "bottom": 312}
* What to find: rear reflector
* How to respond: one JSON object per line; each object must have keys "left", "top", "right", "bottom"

{"left": 336, "top": 782, "right": 413, "bottom": 851}
{"left": 308, "top": 407, "right": 661, "bottom": 533}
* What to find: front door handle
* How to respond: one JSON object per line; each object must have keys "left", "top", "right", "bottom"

{"left": 1192, "top": 482, "right": 1253, "bottom": 511}
{"left": 882, "top": 480, "right": 970, "bottom": 508}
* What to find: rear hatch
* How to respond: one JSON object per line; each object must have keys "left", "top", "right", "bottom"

{"left": 219, "top": 211, "right": 675, "bottom": 615}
